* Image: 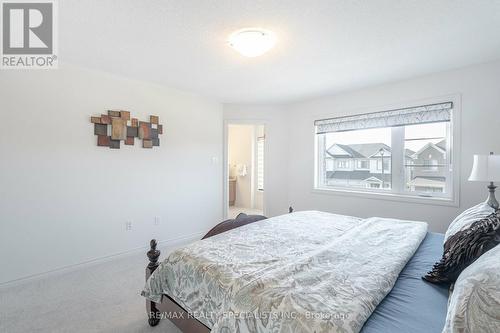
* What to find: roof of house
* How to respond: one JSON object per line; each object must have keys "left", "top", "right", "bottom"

{"left": 405, "top": 149, "right": 415, "bottom": 158}
{"left": 348, "top": 143, "right": 390, "bottom": 158}
{"left": 436, "top": 139, "right": 446, "bottom": 150}
{"left": 327, "top": 143, "right": 415, "bottom": 159}
{"left": 327, "top": 143, "right": 389, "bottom": 158}
{"left": 411, "top": 141, "right": 446, "bottom": 158}
{"left": 327, "top": 144, "right": 364, "bottom": 158}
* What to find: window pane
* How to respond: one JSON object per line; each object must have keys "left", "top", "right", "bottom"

{"left": 403, "top": 122, "right": 449, "bottom": 195}
{"left": 318, "top": 127, "right": 392, "bottom": 190}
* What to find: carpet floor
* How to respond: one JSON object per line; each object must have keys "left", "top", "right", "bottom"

{"left": 0, "top": 246, "right": 184, "bottom": 333}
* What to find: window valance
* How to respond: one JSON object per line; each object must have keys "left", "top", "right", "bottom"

{"left": 315, "top": 102, "right": 452, "bottom": 134}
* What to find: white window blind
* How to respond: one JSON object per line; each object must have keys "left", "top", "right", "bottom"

{"left": 257, "top": 137, "right": 264, "bottom": 191}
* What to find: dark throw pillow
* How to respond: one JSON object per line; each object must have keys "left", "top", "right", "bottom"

{"left": 423, "top": 210, "right": 500, "bottom": 284}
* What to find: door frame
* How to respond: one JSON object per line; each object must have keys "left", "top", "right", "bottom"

{"left": 223, "top": 119, "right": 268, "bottom": 219}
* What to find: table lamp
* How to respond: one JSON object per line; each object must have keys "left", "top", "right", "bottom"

{"left": 468, "top": 152, "right": 500, "bottom": 209}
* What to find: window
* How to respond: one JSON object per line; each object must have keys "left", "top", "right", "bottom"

{"left": 356, "top": 160, "right": 369, "bottom": 169}
{"left": 256, "top": 136, "right": 264, "bottom": 191}
{"left": 404, "top": 122, "right": 450, "bottom": 195}
{"left": 376, "top": 157, "right": 390, "bottom": 171}
{"left": 320, "top": 127, "right": 392, "bottom": 189}
{"left": 315, "top": 102, "right": 454, "bottom": 200}
{"left": 337, "top": 160, "right": 349, "bottom": 169}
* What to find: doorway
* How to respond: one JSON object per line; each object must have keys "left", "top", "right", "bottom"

{"left": 224, "top": 122, "right": 266, "bottom": 219}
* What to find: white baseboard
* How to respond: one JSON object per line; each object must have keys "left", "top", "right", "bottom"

{"left": 0, "top": 231, "right": 205, "bottom": 289}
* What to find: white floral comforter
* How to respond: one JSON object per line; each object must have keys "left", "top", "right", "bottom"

{"left": 142, "top": 211, "right": 427, "bottom": 333}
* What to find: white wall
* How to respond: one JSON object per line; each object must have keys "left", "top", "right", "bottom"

{"left": 286, "top": 60, "right": 500, "bottom": 232}
{"left": 224, "top": 105, "right": 289, "bottom": 217}
{"left": 223, "top": 61, "right": 500, "bottom": 232}
{"left": 228, "top": 124, "right": 254, "bottom": 208}
{"left": 2, "top": 60, "right": 499, "bottom": 284}
{"left": 0, "top": 65, "right": 223, "bottom": 284}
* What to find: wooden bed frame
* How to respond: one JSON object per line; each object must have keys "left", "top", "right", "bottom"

{"left": 144, "top": 209, "right": 293, "bottom": 332}
{"left": 145, "top": 242, "right": 211, "bottom": 332}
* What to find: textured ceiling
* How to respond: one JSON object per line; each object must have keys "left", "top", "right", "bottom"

{"left": 60, "top": 0, "right": 500, "bottom": 104}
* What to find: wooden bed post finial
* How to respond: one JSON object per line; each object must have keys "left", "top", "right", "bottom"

{"left": 147, "top": 239, "right": 161, "bottom": 270}
{"left": 146, "top": 239, "right": 161, "bottom": 327}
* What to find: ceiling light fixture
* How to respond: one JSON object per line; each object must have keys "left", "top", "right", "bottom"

{"left": 228, "top": 28, "right": 277, "bottom": 57}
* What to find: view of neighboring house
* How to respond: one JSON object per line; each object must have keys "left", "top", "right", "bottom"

{"left": 408, "top": 139, "right": 447, "bottom": 193}
{"left": 325, "top": 140, "right": 447, "bottom": 192}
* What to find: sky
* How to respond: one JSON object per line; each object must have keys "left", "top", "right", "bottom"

{"left": 325, "top": 122, "right": 447, "bottom": 152}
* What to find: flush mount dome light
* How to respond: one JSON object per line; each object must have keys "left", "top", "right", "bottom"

{"left": 228, "top": 28, "right": 277, "bottom": 57}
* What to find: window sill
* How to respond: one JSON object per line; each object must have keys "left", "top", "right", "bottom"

{"left": 312, "top": 187, "right": 458, "bottom": 207}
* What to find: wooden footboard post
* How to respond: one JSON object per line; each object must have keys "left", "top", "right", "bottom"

{"left": 146, "top": 239, "right": 161, "bottom": 327}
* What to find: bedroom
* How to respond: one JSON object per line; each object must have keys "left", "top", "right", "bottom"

{"left": 0, "top": 1, "right": 499, "bottom": 332}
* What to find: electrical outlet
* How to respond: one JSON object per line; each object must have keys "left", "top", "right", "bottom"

{"left": 154, "top": 216, "right": 160, "bottom": 226}
{"left": 125, "top": 221, "right": 132, "bottom": 231}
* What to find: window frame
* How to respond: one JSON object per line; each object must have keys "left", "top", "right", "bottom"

{"left": 312, "top": 96, "right": 460, "bottom": 207}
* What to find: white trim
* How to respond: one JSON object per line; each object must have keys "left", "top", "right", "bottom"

{"left": 250, "top": 125, "right": 256, "bottom": 209}
{"left": 223, "top": 119, "right": 268, "bottom": 219}
{"left": 364, "top": 176, "right": 383, "bottom": 183}
{"left": 256, "top": 136, "right": 265, "bottom": 191}
{"left": 223, "top": 122, "right": 229, "bottom": 219}
{"left": 0, "top": 231, "right": 205, "bottom": 289}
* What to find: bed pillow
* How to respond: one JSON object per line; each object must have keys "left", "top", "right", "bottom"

{"left": 423, "top": 210, "right": 500, "bottom": 284}
{"left": 444, "top": 202, "right": 495, "bottom": 243}
{"left": 443, "top": 244, "right": 500, "bottom": 332}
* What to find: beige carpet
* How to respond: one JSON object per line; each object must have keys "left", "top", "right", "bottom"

{"left": 0, "top": 246, "right": 183, "bottom": 333}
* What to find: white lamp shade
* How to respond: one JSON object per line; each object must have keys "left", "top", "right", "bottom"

{"left": 468, "top": 154, "right": 500, "bottom": 182}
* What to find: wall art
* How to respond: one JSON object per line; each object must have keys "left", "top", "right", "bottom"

{"left": 91, "top": 110, "right": 162, "bottom": 149}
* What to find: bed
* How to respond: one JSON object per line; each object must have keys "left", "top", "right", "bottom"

{"left": 142, "top": 211, "right": 449, "bottom": 332}
{"left": 361, "top": 232, "right": 448, "bottom": 332}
